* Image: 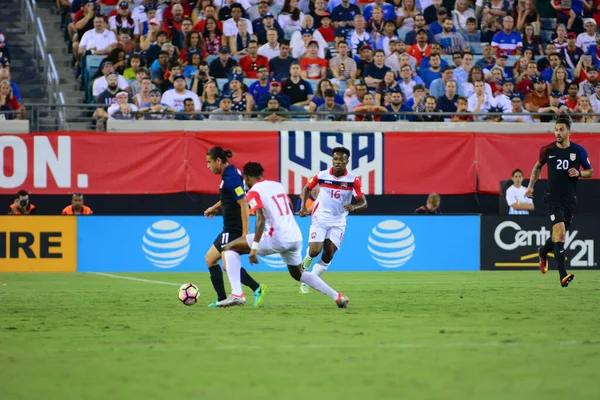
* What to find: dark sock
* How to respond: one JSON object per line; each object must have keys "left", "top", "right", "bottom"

{"left": 541, "top": 237, "right": 553, "bottom": 257}
{"left": 209, "top": 265, "right": 227, "bottom": 301}
{"left": 241, "top": 268, "right": 260, "bottom": 292}
{"left": 553, "top": 242, "right": 567, "bottom": 279}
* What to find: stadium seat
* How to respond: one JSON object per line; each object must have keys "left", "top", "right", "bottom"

{"left": 307, "top": 79, "right": 319, "bottom": 92}
{"left": 470, "top": 42, "right": 486, "bottom": 54}
{"left": 441, "top": 54, "right": 453, "bottom": 65}
{"left": 101, "top": 5, "right": 114, "bottom": 15}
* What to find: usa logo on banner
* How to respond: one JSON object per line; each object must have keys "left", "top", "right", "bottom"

{"left": 280, "top": 131, "right": 383, "bottom": 195}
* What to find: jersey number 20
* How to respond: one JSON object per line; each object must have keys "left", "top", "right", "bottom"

{"left": 556, "top": 159, "right": 570, "bottom": 170}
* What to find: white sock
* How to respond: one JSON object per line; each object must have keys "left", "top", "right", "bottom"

{"left": 300, "top": 272, "right": 338, "bottom": 300}
{"left": 312, "top": 260, "right": 330, "bottom": 277}
{"left": 223, "top": 251, "right": 243, "bottom": 297}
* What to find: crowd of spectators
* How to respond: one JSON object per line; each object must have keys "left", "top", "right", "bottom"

{"left": 55, "top": 0, "right": 600, "bottom": 123}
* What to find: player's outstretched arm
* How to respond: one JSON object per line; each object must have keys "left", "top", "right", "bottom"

{"left": 298, "top": 184, "right": 312, "bottom": 217}
{"left": 526, "top": 162, "right": 543, "bottom": 198}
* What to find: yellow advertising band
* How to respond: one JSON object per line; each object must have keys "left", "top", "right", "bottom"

{"left": 0, "top": 216, "right": 77, "bottom": 272}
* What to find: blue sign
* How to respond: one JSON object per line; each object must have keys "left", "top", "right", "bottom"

{"left": 77, "top": 216, "right": 480, "bottom": 272}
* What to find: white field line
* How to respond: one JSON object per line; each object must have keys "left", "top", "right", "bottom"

{"left": 87, "top": 273, "right": 546, "bottom": 287}
{"left": 88, "top": 272, "right": 181, "bottom": 286}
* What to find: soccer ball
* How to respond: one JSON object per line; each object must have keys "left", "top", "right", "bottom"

{"left": 178, "top": 283, "right": 200, "bottom": 305}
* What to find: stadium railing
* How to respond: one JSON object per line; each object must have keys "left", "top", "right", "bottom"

{"left": 22, "top": 0, "right": 67, "bottom": 131}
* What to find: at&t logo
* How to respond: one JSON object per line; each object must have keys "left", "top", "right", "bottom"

{"left": 142, "top": 220, "right": 191, "bottom": 269}
{"left": 368, "top": 220, "right": 416, "bottom": 268}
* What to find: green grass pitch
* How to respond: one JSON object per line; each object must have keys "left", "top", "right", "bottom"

{"left": 1, "top": 271, "right": 599, "bottom": 400}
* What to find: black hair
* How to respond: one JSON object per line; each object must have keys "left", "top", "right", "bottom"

{"left": 324, "top": 88, "right": 336, "bottom": 97}
{"left": 512, "top": 168, "right": 523, "bottom": 176}
{"left": 207, "top": 146, "right": 233, "bottom": 162}
{"left": 555, "top": 117, "right": 571, "bottom": 129}
{"left": 243, "top": 162, "right": 264, "bottom": 177}
{"left": 280, "top": 39, "right": 290, "bottom": 46}
{"left": 230, "top": 2, "right": 244, "bottom": 11}
{"left": 331, "top": 147, "right": 350, "bottom": 158}
{"left": 17, "top": 189, "right": 28, "bottom": 197}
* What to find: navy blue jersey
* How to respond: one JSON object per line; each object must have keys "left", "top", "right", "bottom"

{"left": 220, "top": 164, "right": 246, "bottom": 233}
{"left": 539, "top": 141, "right": 592, "bottom": 204}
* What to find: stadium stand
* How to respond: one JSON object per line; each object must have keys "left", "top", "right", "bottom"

{"left": 6, "top": 0, "right": 600, "bottom": 127}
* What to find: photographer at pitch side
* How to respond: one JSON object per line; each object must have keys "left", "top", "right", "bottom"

{"left": 8, "top": 190, "right": 36, "bottom": 215}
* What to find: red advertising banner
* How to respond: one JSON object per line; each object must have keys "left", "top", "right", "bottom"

{"left": 186, "top": 132, "right": 281, "bottom": 194}
{"left": 383, "top": 133, "right": 478, "bottom": 195}
{"left": 1, "top": 131, "right": 597, "bottom": 195}
{"left": 476, "top": 133, "right": 600, "bottom": 194}
{"left": 0, "top": 132, "right": 279, "bottom": 195}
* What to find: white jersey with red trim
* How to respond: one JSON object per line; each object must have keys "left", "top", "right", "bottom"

{"left": 307, "top": 168, "right": 364, "bottom": 225}
{"left": 246, "top": 180, "right": 302, "bottom": 243}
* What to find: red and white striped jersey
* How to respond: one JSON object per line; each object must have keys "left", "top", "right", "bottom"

{"left": 307, "top": 168, "right": 364, "bottom": 225}
{"left": 246, "top": 180, "right": 302, "bottom": 242}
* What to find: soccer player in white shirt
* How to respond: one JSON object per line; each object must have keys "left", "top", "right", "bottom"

{"left": 218, "top": 162, "right": 349, "bottom": 308}
{"left": 506, "top": 168, "right": 534, "bottom": 215}
{"left": 298, "top": 147, "right": 367, "bottom": 294}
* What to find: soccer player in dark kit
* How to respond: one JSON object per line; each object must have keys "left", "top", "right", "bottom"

{"left": 204, "top": 147, "right": 268, "bottom": 307}
{"left": 525, "top": 118, "right": 594, "bottom": 287}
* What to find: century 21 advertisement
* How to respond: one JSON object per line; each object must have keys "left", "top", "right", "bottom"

{"left": 0, "top": 216, "right": 77, "bottom": 272}
{"left": 481, "top": 216, "right": 599, "bottom": 270}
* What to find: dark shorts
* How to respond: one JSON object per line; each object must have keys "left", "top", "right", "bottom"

{"left": 547, "top": 205, "right": 575, "bottom": 229}
{"left": 545, "top": 194, "right": 576, "bottom": 229}
{"left": 212, "top": 231, "right": 243, "bottom": 253}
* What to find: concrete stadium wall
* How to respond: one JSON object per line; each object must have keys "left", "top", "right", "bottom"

{"left": 107, "top": 120, "right": 600, "bottom": 134}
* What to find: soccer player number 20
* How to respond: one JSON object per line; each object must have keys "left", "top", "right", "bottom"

{"left": 556, "top": 160, "right": 569, "bottom": 170}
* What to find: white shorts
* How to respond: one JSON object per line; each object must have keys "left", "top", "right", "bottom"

{"left": 245, "top": 233, "right": 303, "bottom": 266}
{"left": 308, "top": 222, "right": 346, "bottom": 249}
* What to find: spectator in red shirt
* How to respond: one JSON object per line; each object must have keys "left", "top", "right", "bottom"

{"left": 317, "top": 12, "right": 335, "bottom": 42}
{"left": 407, "top": 29, "right": 431, "bottom": 67}
{"left": 162, "top": 0, "right": 192, "bottom": 21}
{"left": 564, "top": 82, "right": 579, "bottom": 110}
{"left": 239, "top": 40, "right": 269, "bottom": 78}
{"left": 162, "top": 4, "right": 186, "bottom": 41}
{"left": 353, "top": 92, "right": 387, "bottom": 121}
{"left": 300, "top": 40, "right": 328, "bottom": 79}
{"left": 194, "top": 5, "right": 223, "bottom": 33}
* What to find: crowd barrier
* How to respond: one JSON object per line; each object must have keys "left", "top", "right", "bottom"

{"left": 1, "top": 131, "right": 599, "bottom": 196}
{"left": 3, "top": 215, "right": 599, "bottom": 273}
{"left": 0, "top": 215, "right": 480, "bottom": 272}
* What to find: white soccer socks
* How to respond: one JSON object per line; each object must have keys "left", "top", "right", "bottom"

{"left": 300, "top": 271, "right": 338, "bottom": 300}
{"left": 223, "top": 250, "right": 243, "bottom": 297}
